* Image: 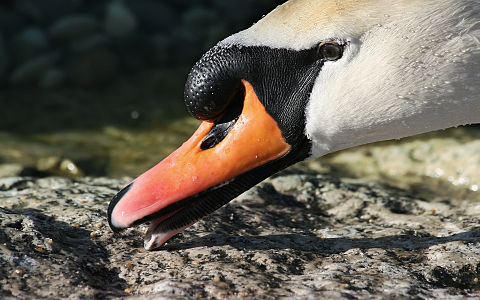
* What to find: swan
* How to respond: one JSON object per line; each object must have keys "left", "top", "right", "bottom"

{"left": 107, "top": 0, "right": 480, "bottom": 250}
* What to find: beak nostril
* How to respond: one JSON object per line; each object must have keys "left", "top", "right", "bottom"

{"left": 200, "top": 83, "right": 246, "bottom": 150}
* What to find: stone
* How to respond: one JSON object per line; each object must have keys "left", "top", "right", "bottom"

{"left": 67, "top": 48, "right": 118, "bottom": 86}
{"left": 10, "top": 52, "right": 59, "bottom": 85}
{"left": 0, "top": 164, "right": 23, "bottom": 178}
{"left": 48, "top": 14, "right": 99, "bottom": 40}
{"left": 39, "top": 68, "right": 65, "bottom": 89}
{"left": 104, "top": 0, "right": 137, "bottom": 38}
{"left": 10, "top": 27, "right": 50, "bottom": 64}
{"left": 0, "top": 174, "right": 479, "bottom": 298}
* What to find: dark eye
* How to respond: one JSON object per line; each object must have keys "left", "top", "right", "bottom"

{"left": 319, "top": 43, "right": 343, "bottom": 61}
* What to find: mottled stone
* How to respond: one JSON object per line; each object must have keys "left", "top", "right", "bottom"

{"left": 0, "top": 174, "right": 479, "bottom": 299}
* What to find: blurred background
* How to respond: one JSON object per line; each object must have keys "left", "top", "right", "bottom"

{"left": 0, "top": 0, "right": 286, "bottom": 177}
{"left": 0, "top": 0, "right": 478, "bottom": 202}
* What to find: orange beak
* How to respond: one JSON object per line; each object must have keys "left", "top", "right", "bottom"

{"left": 108, "top": 80, "right": 292, "bottom": 250}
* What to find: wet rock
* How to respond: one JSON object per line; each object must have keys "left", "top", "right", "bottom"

{"left": 48, "top": 14, "right": 99, "bottom": 40}
{"left": 67, "top": 48, "right": 118, "bottom": 86}
{"left": 0, "top": 174, "right": 479, "bottom": 299}
{"left": 39, "top": 68, "right": 65, "bottom": 88}
{"left": 10, "top": 52, "right": 59, "bottom": 85}
{"left": 104, "top": 0, "right": 137, "bottom": 38}
{"left": 10, "top": 27, "right": 50, "bottom": 64}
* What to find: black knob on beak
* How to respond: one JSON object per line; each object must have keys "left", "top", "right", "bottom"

{"left": 184, "top": 45, "right": 246, "bottom": 121}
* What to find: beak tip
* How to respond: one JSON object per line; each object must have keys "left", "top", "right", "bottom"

{"left": 107, "top": 182, "right": 134, "bottom": 232}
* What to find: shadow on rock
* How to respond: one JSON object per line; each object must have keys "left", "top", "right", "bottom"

{"left": 0, "top": 207, "right": 126, "bottom": 299}
{"left": 163, "top": 230, "right": 480, "bottom": 253}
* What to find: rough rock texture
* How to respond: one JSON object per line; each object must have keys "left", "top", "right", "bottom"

{"left": 1, "top": 172, "right": 479, "bottom": 299}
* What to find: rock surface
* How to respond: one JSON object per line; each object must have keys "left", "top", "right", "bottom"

{"left": 1, "top": 172, "right": 479, "bottom": 299}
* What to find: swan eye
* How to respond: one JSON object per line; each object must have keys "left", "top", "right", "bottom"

{"left": 319, "top": 43, "right": 343, "bottom": 61}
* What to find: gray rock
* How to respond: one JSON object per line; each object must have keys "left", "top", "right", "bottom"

{"left": 67, "top": 48, "right": 118, "bottom": 86}
{"left": 0, "top": 174, "right": 479, "bottom": 299}
{"left": 49, "top": 14, "right": 99, "bottom": 40}
{"left": 10, "top": 27, "right": 50, "bottom": 64}
{"left": 10, "top": 52, "right": 59, "bottom": 85}
{"left": 39, "top": 68, "right": 65, "bottom": 89}
{"left": 104, "top": 0, "right": 137, "bottom": 38}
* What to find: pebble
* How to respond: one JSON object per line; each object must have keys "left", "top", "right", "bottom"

{"left": 0, "top": 164, "right": 23, "bottom": 178}
{"left": 49, "top": 14, "right": 99, "bottom": 40}
{"left": 104, "top": 0, "right": 137, "bottom": 38}
{"left": 10, "top": 52, "right": 59, "bottom": 85}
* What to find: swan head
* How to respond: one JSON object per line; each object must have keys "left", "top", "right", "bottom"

{"left": 108, "top": 0, "right": 480, "bottom": 249}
